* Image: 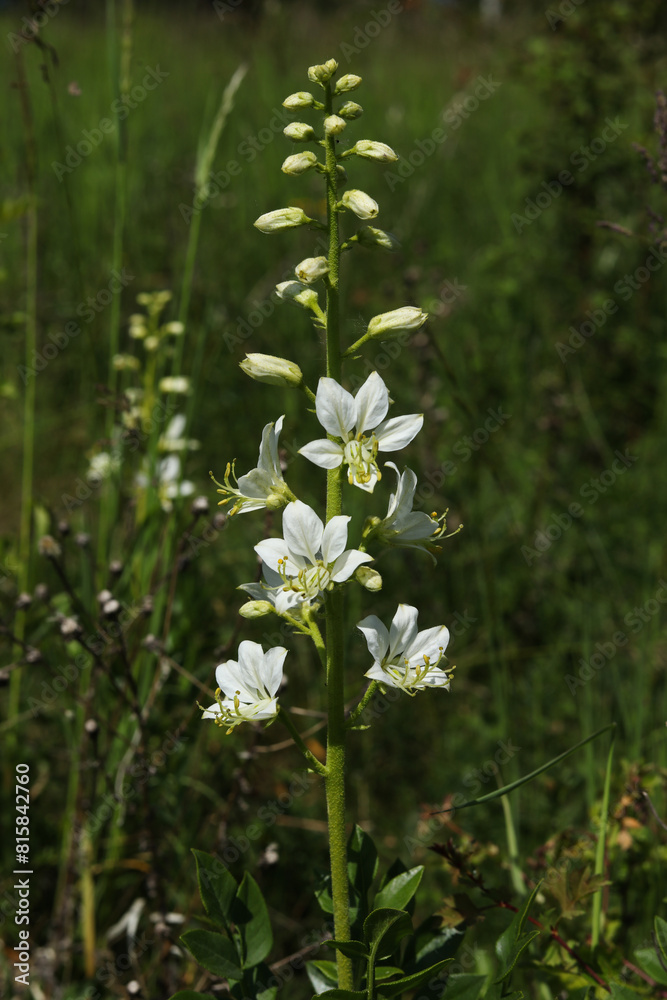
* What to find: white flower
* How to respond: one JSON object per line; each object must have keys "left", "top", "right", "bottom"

{"left": 295, "top": 256, "right": 329, "bottom": 284}
{"left": 254, "top": 207, "right": 312, "bottom": 233}
{"left": 255, "top": 500, "right": 372, "bottom": 604}
{"left": 87, "top": 450, "right": 121, "bottom": 483}
{"left": 355, "top": 226, "right": 401, "bottom": 252}
{"left": 158, "top": 414, "right": 200, "bottom": 453}
{"left": 135, "top": 455, "right": 195, "bottom": 511}
{"left": 373, "top": 463, "right": 445, "bottom": 562}
{"left": 284, "top": 122, "right": 317, "bottom": 142}
{"left": 212, "top": 415, "right": 292, "bottom": 515}
{"left": 239, "top": 563, "right": 308, "bottom": 616}
{"left": 281, "top": 151, "right": 318, "bottom": 175}
{"left": 324, "top": 115, "right": 346, "bottom": 135}
{"left": 345, "top": 139, "right": 398, "bottom": 162}
{"left": 367, "top": 306, "right": 427, "bottom": 339}
{"left": 338, "top": 101, "right": 363, "bottom": 120}
{"left": 308, "top": 59, "right": 338, "bottom": 85}
{"left": 240, "top": 354, "right": 303, "bottom": 387}
{"left": 159, "top": 376, "right": 190, "bottom": 394}
{"left": 299, "top": 372, "right": 423, "bottom": 492}
{"left": 283, "top": 91, "right": 315, "bottom": 109}
{"left": 202, "top": 640, "right": 287, "bottom": 733}
{"left": 357, "top": 604, "right": 451, "bottom": 694}
{"left": 334, "top": 74, "right": 362, "bottom": 94}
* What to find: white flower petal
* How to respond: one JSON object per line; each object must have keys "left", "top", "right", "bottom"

{"left": 262, "top": 645, "right": 288, "bottom": 697}
{"left": 357, "top": 615, "right": 390, "bottom": 665}
{"left": 299, "top": 439, "right": 344, "bottom": 469}
{"left": 375, "top": 413, "right": 424, "bottom": 452}
{"left": 405, "top": 625, "right": 450, "bottom": 663}
{"left": 315, "top": 377, "right": 356, "bottom": 438}
{"left": 255, "top": 537, "right": 294, "bottom": 573}
{"left": 388, "top": 604, "right": 419, "bottom": 660}
{"left": 353, "top": 372, "right": 389, "bottom": 433}
{"left": 257, "top": 415, "right": 284, "bottom": 475}
{"left": 283, "top": 501, "right": 323, "bottom": 564}
{"left": 321, "top": 515, "right": 351, "bottom": 565}
{"left": 330, "top": 548, "right": 372, "bottom": 582}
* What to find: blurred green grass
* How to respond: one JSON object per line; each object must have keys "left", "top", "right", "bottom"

{"left": 1, "top": 0, "right": 667, "bottom": 993}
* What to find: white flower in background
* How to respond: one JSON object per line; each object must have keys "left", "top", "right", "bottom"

{"left": 372, "top": 462, "right": 445, "bottom": 562}
{"left": 212, "top": 416, "right": 293, "bottom": 515}
{"left": 299, "top": 372, "right": 423, "bottom": 492}
{"left": 202, "top": 640, "right": 287, "bottom": 733}
{"left": 87, "top": 450, "right": 121, "bottom": 483}
{"left": 158, "top": 414, "right": 200, "bottom": 453}
{"left": 159, "top": 376, "right": 190, "bottom": 394}
{"left": 357, "top": 604, "right": 452, "bottom": 694}
{"left": 135, "top": 455, "right": 195, "bottom": 511}
{"left": 255, "top": 500, "right": 372, "bottom": 604}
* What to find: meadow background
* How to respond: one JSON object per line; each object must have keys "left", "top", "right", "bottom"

{"left": 1, "top": 0, "right": 667, "bottom": 997}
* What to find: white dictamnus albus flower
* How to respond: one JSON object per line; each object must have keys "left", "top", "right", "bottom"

{"left": 370, "top": 463, "right": 447, "bottom": 563}
{"left": 307, "top": 59, "right": 338, "bottom": 86}
{"left": 202, "top": 641, "right": 287, "bottom": 733}
{"left": 298, "top": 372, "right": 423, "bottom": 493}
{"left": 254, "top": 500, "right": 372, "bottom": 604}
{"left": 324, "top": 115, "right": 346, "bottom": 135}
{"left": 357, "top": 604, "right": 452, "bottom": 694}
{"left": 239, "top": 354, "right": 303, "bottom": 388}
{"left": 284, "top": 122, "right": 317, "bottom": 142}
{"left": 254, "top": 207, "right": 313, "bottom": 233}
{"left": 343, "top": 139, "right": 398, "bottom": 163}
{"left": 281, "top": 151, "right": 319, "bottom": 176}
{"left": 340, "top": 189, "right": 379, "bottom": 220}
{"left": 295, "top": 256, "right": 330, "bottom": 284}
{"left": 283, "top": 91, "right": 315, "bottom": 110}
{"left": 211, "top": 415, "right": 294, "bottom": 515}
{"left": 367, "top": 306, "right": 427, "bottom": 339}
{"left": 334, "top": 74, "right": 362, "bottom": 94}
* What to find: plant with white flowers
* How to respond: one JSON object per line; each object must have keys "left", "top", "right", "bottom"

{"left": 174, "top": 60, "right": 465, "bottom": 1000}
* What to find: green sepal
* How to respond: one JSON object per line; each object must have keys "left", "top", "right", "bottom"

{"left": 375, "top": 866, "right": 424, "bottom": 913}
{"left": 329, "top": 939, "right": 369, "bottom": 959}
{"left": 191, "top": 849, "right": 238, "bottom": 932}
{"left": 494, "top": 882, "right": 541, "bottom": 984}
{"left": 233, "top": 872, "right": 273, "bottom": 967}
{"left": 375, "top": 958, "right": 454, "bottom": 998}
{"left": 180, "top": 929, "right": 243, "bottom": 980}
{"left": 441, "top": 973, "right": 488, "bottom": 1000}
{"left": 364, "top": 907, "right": 413, "bottom": 960}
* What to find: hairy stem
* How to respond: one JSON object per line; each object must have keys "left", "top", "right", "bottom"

{"left": 322, "top": 80, "right": 353, "bottom": 990}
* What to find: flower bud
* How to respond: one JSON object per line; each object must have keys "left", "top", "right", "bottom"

{"left": 239, "top": 600, "right": 274, "bottom": 618}
{"left": 355, "top": 225, "right": 401, "bottom": 252}
{"left": 284, "top": 122, "right": 317, "bottom": 142}
{"left": 340, "top": 189, "right": 379, "bottom": 220}
{"left": 335, "top": 73, "right": 362, "bottom": 94}
{"left": 356, "top": 566, "right": 383, "bottom": 592}
{"left": 367, "top": 306, "right": 428, "bottom": 339}
{"left": 254, "top": 207, "right": 312, "bottom": 233}
{"left": 283, "top": 91, "right": 315, "bottom": 109}
{"left": 347, "top": 139, "right": 398, "bottom": 163}
{"left": 240, "top": 353, "right": 303, "bottom": 388}
{"left": 324, "top": 115, "right": 346, "bottom": 135}
{"left": 143, "top": 335, "right": 159, "bottom": 352}
{"left": 164, "top": 321, "right": 185, "bottom": 335}
{"left": 281, "top": 151, "right": 318, "bottom": 175}
{"left": 112, "top": 353, "right": 140, "bottom": 371}
{"left": 307, "top": 59, "right": 338, "bottom": 86}
{"left": 276, "top": 280, "right": 320, "bottom": 311}
{"left": 338, "top": 101, "right": 363, "bottom": 120}
{"left": 295, "top": 256, "right": 330, "bottom": 284}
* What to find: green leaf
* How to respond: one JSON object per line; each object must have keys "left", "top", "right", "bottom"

{"left": 192, "top": 849, "right": 238, "bottom": 932}
{"left": 376, "top": 958, "right": 454, "bottom": 998}
{"left": 495, "top": 882, "right": 541, "bottom": 983}
{"left": 442, "top": 974, "right": 487, "bottom": 1000}
{"left": 233, "top": 872, "right": 273, "bottom": 967}
{"left": 365, "top": 908, "right": 413, "bottom": 961}
{"left": 168, "top": 993, "right": 216, "bottom": 1000}
{"left": 315, "top": 991, "right": 366, "bottom": 999}
{"left": 329, "top": 939, "right": 369, "bottom": 960}
{"left": 347, "top": 825, "right": 378, "bottom": 902}
{"left": 306, "top": 959, "right": 338, "bottom": 995}
{"left": 374, "top": 965, "right": 404, "bottom": 981}
{"left": 656, "top": 916, "right": 667, "bottom": 966}
{"left": 405, "top": 917, "right": 465, "bottom": 975}
{"left": 635, "top": 947, "right": 667, "bottom": 986}
{"left": 609, "top": 983, "right": 643, "bottom": 1000}
{"left": 315, "top": 874, "right": 334, "bottom": 915}
{"left": 375, "top": 867, "right": 424, "bottom": 912}
{"left": 180, "top": 930, "right": 243, "bottom": 980}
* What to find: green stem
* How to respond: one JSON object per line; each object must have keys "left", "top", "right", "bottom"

{"left": 322, "top": 80, "right": 353, "bottom": 992}
{"left": 279, "top": 708, "right": 327, "bottom": 776}
{"left": 591, "top": 725, "right": 615, "bottom": 948}
{"left": 346, "top": 681, "right": 379, "bottom": 729}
